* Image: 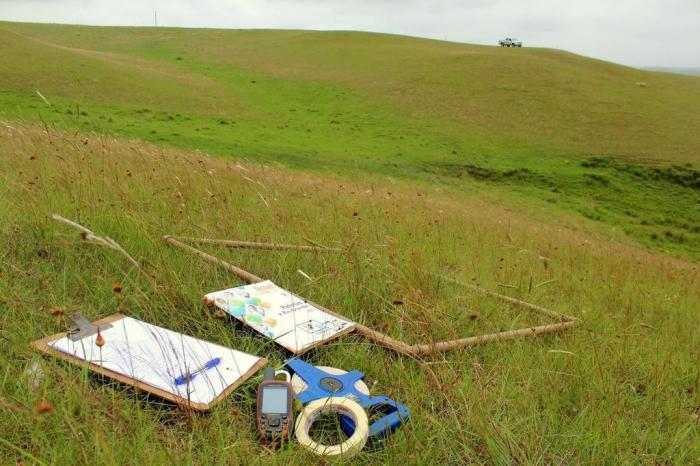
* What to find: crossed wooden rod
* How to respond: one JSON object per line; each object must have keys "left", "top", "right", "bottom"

{"left": 163, "top": 236, "right": 575, "bottom": 357}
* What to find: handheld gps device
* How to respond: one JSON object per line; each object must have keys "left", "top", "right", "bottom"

{"left": 256, "top": 368, "right": 294, "bottom": 444}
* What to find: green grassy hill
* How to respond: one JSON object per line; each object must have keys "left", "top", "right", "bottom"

{"left": 1, "top": 22, "right": 699, "bottom": 259}
{"left": 2, "top": 22, "right": 700, "bottom": 160}
{"left": 0, "top": 21, "right": 699, "bottom": 465}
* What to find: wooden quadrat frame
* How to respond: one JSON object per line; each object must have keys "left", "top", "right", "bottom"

{"left": 164, "top": 236, "right": 575, "bottom": 357}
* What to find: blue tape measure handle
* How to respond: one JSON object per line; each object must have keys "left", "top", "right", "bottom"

{"left": 286, "top": 358, "right": 409, "bottom": 438}
{"left": 340, "top": 396, "right": 410, "bottom": 438}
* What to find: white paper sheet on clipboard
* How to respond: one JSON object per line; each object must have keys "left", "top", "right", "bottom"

{"left": 48, "top": 316, "right": 263, "bottom": 405}
{"left": 205, "top": 280, "right": 355, "bottom": 353}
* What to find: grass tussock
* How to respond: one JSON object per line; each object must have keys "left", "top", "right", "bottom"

{"left": 0, "top": 124, "right": 698, "bottom": 464}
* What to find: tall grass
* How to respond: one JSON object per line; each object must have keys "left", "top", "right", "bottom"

{"left": 0, "top": 124, "right": 698, "bottom": 464}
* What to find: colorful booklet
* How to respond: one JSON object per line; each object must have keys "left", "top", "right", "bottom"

{"left": 205, "top": 280, "right": 355, "bottom": 353}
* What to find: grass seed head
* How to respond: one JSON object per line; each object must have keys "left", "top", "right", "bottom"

{"left": 35, "top": 400, "right": 53, "bottom": 414}
{"left": 95, "top": 326, "right": 105, "bottom": 347}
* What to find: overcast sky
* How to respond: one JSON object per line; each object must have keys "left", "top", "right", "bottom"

{"left": 1, "top": 0, "right": 698, "bottom": 68}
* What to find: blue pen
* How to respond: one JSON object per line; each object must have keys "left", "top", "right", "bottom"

{"left": 174, "top": 357, "right": 222, "bottom": 386}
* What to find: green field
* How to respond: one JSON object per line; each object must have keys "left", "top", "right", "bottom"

{"left": 0, "top": 21, "right": 699, "bottom": 465}
{"left": 1, "top": 21, "right": 699, "bottom": 259}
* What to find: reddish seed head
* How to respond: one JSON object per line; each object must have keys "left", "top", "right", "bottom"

{"left": 214, "top": 309, "right": 226, "bottom": 320}
{"left": 203, "top": 297, "right": 214, "bottom": 307}
{"left": 95, "top": 327, "right": 105, "bottom": 347}
{"left": 35, "top": 400, "right": 53, "bottom": 414}
{"left": 50, "top": 307, "right": 63, "bottom": 316}
{"left": 112, "top": 282, "right": 122, "bottom": 293}
{"left": 393, "top": 299, "right": 403, "bottom": 306}
{"left": 79, "top": 231, "right": 88, "bottom": 240}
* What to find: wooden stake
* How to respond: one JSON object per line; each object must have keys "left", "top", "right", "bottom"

{"left": 411, "top": 321, "right": 574, "bottom": 354}
{"left": 163, "top": 236, "right": 263, "bottom": 284}
{"left": 169, "top": 236, "right": 341, "bottom": 253}
{"left": 437, "top": 274, "right": 576, "bottom": 322}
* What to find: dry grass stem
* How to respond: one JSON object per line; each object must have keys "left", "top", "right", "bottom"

{"left": 52, "top": 214, "right": 156, "bottom": 288}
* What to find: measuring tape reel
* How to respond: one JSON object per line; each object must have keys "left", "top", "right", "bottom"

{"left": 294, "top": 397, "right": 369, "bottom": 457}
{"left": 285, "top": 358, "right": 410, "bottom": 439}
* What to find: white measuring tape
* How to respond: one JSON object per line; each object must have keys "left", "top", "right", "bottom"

{"left": 294, "top": 397, "right": 369, "bottom": 457}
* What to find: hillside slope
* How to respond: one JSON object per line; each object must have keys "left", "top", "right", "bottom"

{"left": 2, "top": 22, "right": 700, "bottom": 162}
{"left": 0, "top": 125, "right": 698, "bottom": 464}
{"left": 0, "top": 21, "right": 699, "bottom": 259}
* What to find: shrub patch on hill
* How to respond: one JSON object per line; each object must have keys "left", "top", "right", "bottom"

{"left": 424, "top": 159, "right": 700, "bottom": 259}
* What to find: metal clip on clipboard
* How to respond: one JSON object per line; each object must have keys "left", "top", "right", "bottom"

{"left": 67, "top": 314, "right": 112, "bottom": 341}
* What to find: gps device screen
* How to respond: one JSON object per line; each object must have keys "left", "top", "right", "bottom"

{"left": 261, "top": 385, "right": 289, "bottom": 414}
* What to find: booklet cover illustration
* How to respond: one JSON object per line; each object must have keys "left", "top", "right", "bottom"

{"left": 205, "top": 280, "right": 354, "bottom": 353}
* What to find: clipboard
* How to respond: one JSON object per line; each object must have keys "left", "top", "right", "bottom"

{"left": 31, "top": 313, "right": 267, "bottom": 411}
